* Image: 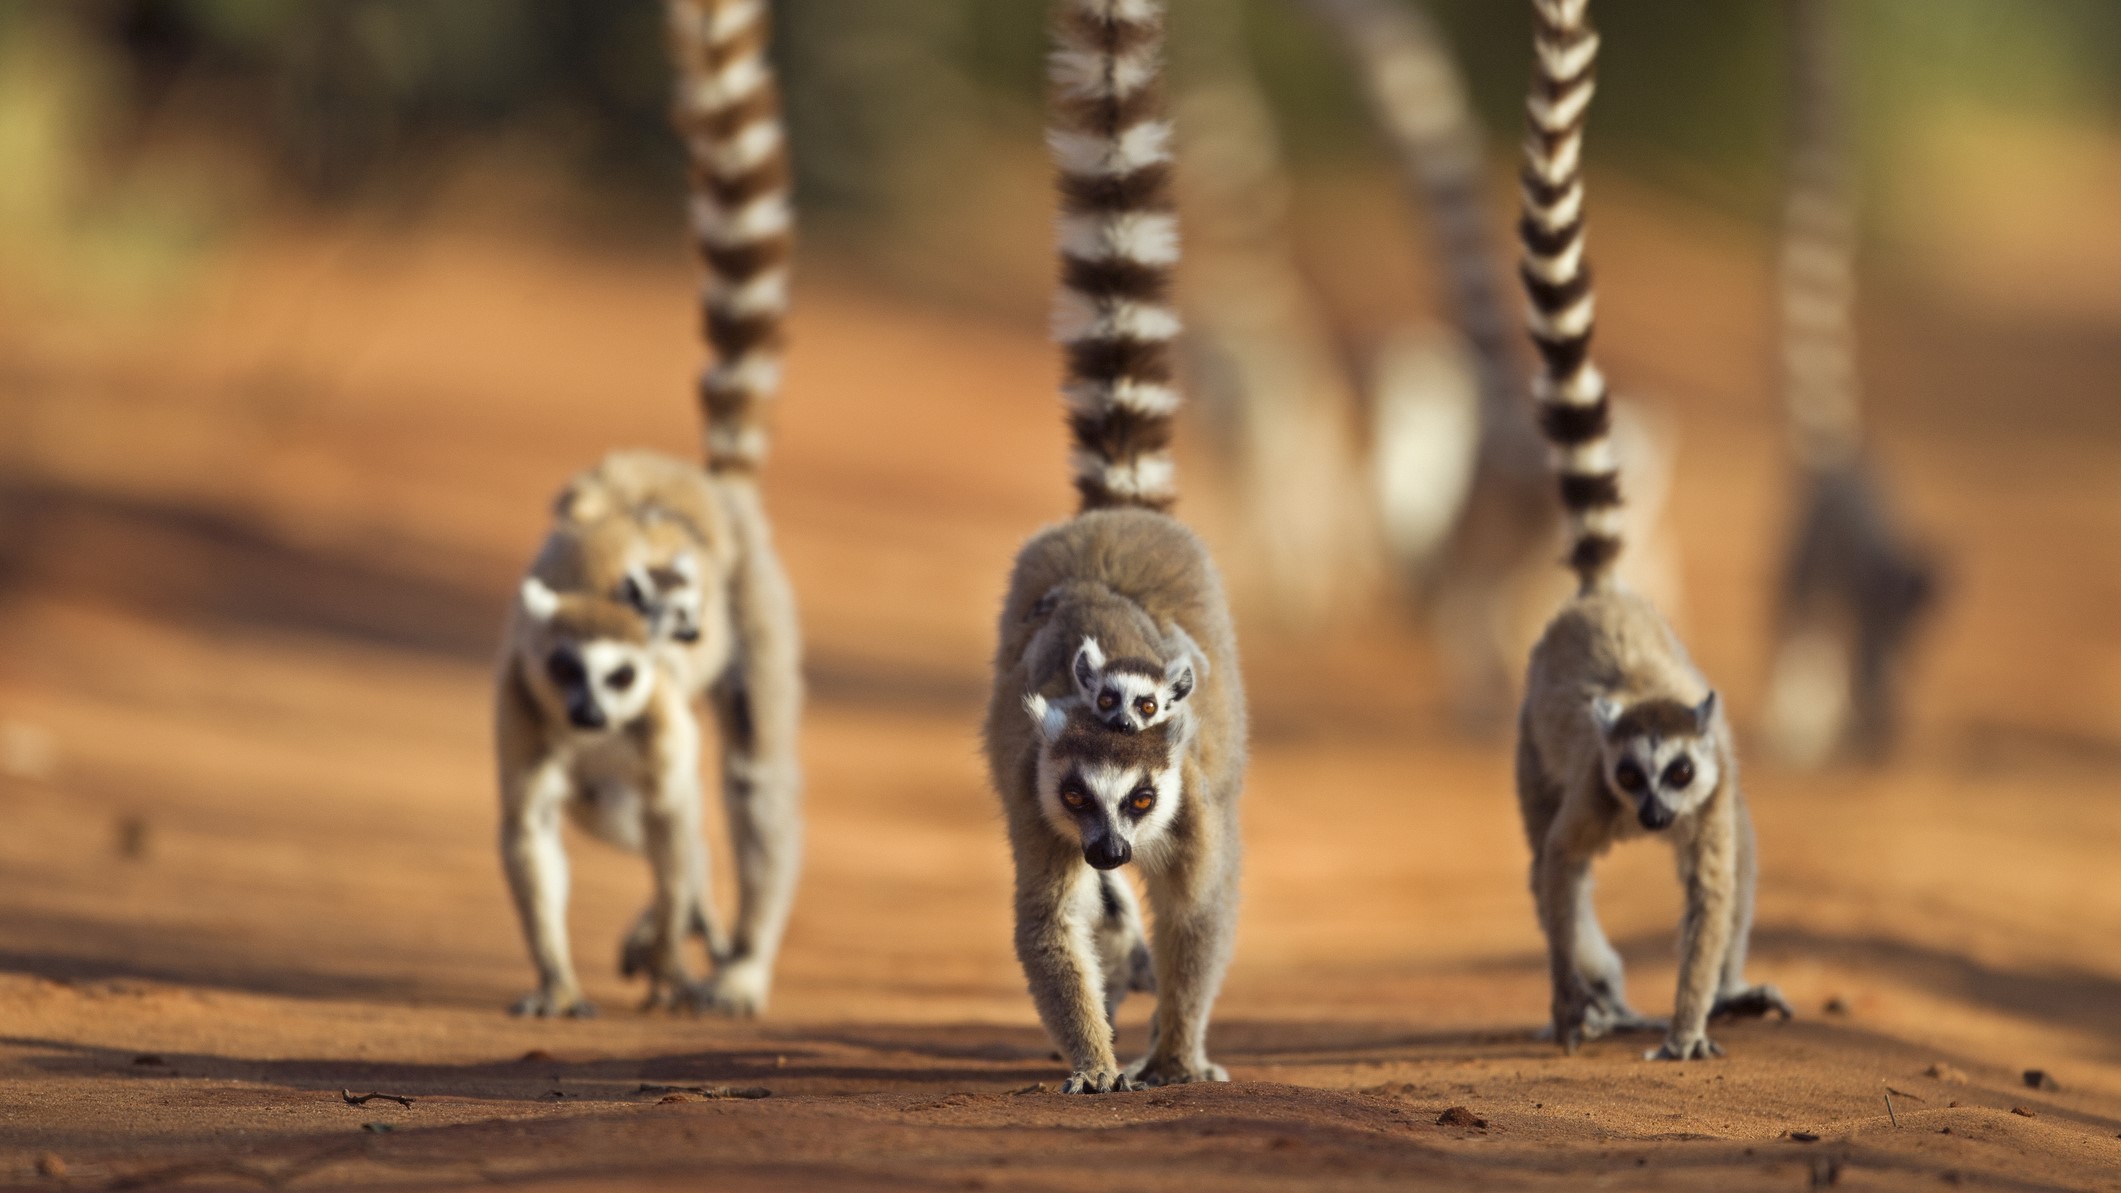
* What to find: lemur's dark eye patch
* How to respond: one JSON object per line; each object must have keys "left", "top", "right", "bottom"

{"left": 1097, "top": 691, "right": 1119, "bottom": 712}
{"left": 1135, "top": 697, "right": 1157, "bottom": 719}
{"left": 607, "top": 663, "right": 638, "bottom": 692}
{"left": 1662, "top": 756, "right": 1695, "bottom": 789}
{"left": 1613, "top": 759, "right": 1647, "bottom": 794}
{"left": 547, "top": 651, "right": 585, "bottom": 686}
{"left": 1060, "top": 785, "right": 1089, "bottom": 811}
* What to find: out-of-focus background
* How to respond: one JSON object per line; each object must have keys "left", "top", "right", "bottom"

{"left": 2, "top": 2, "right": 2119, "bottom": 1188}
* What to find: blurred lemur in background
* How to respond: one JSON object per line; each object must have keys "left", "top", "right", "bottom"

{"left": 984, "top": 0, "right": 1249, "bottom": 1095}
{"left": 495, "top": 0, "right": 803, "bottom": 1020}
{"left": 1304, "top": 0, "right": 1685, "bottom": 730}
{"left": 1763, "top": 0, "right": 1939, "bottom": 767}
{"left": 1508, "top": 0, "right": 1791, "bottom": 1062}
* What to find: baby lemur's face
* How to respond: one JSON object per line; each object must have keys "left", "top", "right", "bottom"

{"left": 619, "top": 550, "right": 707, "bottom": 645}
{"left": 1593, "top": 692, "right": 1722, "bottom": 831}
{"left": 1071, "top": 637, "right": 1194, "bottom": 734}
{"left": 519, "top": 578, "right": 659, "bottom": 732}
{"left": 1023, "top": 693, "right": 1185, "bottom": 871}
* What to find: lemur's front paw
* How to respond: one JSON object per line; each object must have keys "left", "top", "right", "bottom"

{"left": 686, "top": 958, "right": 770, "bottom": 1018}
{"left": 1126, "top": 1055, "right": 1229, "bottom": 1087}
{"left": 511, "top": 990, "right": 596, "bottom": 1019}
{"left": 1645, "top": 1033, "right": 1724, "bottom": 1061}
{"left": 1711, "top": 984, "right": 1795, "bottom": 1023}
{"left": 1061, "top": 1067, "right": 1140, "bottom": 1094}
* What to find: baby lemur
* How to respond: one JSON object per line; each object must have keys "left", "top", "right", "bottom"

{"left": 981, "top": 0, "right": 1248, "bottom": 1095}
{"left": 494, "top": 0, "right": 804, "bottom": 1020}
{"left": 1513, "top": 0, "right": 1790, "bottom": 1061}
{"left": 1070, "top": 631, "right": 1199, "bottom": 734}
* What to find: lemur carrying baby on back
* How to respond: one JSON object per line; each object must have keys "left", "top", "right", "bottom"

{"left": 983, "top": 0, "right": 1248, "bottom": 1094}
{"left": 1511, "top": 0, "right": 1791, "bottom": 1060}
{"left": 495, "top": 0, "right": 802, "bottom": 1020}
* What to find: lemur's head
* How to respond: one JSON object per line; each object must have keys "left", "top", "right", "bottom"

{"left": 1070, "top": 636, "right": 1195, "bottom": 735}
{"left": 1023, "top": 693, "right": 1187, "bottom": 871}
{"left": 616, "top": 513, "right": 725, "bottom": 650}
{"left": 518, "top": 577, "right": 658, "bottom": 732}
{"left": 1591, "top": 692, "right": 1721, "bottom": 831}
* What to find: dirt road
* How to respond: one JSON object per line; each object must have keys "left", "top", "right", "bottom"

{"left": 0, "top": 204, "right": 2117, "bottom": 1189}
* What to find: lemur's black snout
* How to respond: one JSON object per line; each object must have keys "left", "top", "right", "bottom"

{"left": 674, "top": 626, "right": 701, "bottom": 643}
{"left": 1638, "top": 802, "right": 1675, "bottom": 831}
{"left": 1085, "top": 838, "right": 1132, "bottom": 871}
{"left": 570, "top": 705, "right": 608, "bottom": 730}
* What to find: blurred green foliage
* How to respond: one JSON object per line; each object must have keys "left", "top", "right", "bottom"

{"left": 1, "top": 0, "right": 2119, "bottom": 285}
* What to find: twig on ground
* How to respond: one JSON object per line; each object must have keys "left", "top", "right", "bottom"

{"left": 1884, "top": 1092, "right": 1899, "bottom": 1128}
{"left": 341, "top": 1088, "right": 415, "bottom": 1107}
{"left": 637, "top": 1083, "right": 771, "bottom": 1100}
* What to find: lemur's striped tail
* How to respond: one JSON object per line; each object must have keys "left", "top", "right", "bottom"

{"left": 1306, "top": 0, "right": 1526, "bottom": 426}
{"left": 1051, "top": 0, "right": 1182, "bottom": 514}
{"left": 1519, "top": 0, "right": 1620, "bottom": 592}
{"left": 667, "top": 0, "right": 794, "bottom": 476}
{"left": 1781, "top": 0, "right": 1863, "bottom": 472}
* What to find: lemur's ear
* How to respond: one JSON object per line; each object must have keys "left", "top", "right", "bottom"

{"left": 669, "top": 551, "right": 700, "bottom": 582}
{"left": 618, "top": 567, "right": 654, "bottom": 614}
{"left": 1023, "top": 693, "right": 1070, "bottom": 744}
{"left": 1072, "top": 638, "right": 1106, "bottom": 693}
{"left": 1164, "top": 656, "right": 1195, "bottom": 704}
{"left": 520, "top": 577, "right": 561, "bottom": 623}
{"left": 554, "top": 480, "right": 613, "bottom": 524}
{"left": 1590, "top": 694, "right": 1624, "bottom": 734}
{"left": 1692, "top": 690, "right": 1718, "bottom": 732}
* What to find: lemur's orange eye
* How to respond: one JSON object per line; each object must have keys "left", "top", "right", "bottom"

{"left": 1097, "top": 692, "right": 1119, "bottom": 711}
{"left": 1127, "top": 789, "right": 1156, "bottom": 815}
{"left": 1662, "top": 757, "right": 1695, "bottom": 789}
{"left": 1136, "top": 698, "right": 1157, "bottom": 719}
{"left": 1060, "top": 788, "right": 1088, "bottom": 810}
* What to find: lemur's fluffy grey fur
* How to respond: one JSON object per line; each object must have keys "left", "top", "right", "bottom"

{"left": 1512, "top": 0, "right": 1789, "bottom": 1061}
{"left": 979, "top": 0, "right": 1249, "bottom": 1095}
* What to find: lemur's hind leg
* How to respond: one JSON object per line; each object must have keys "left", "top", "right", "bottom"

{"left": 1570, "top": 873, "right": 1664, "bottom": 1038}
{"left": 691, "top": 484, "right": 803, "bottom": 1018}
{"left": 619, "top": 805, "right": 727, "bottom": 989}
{"left": 1093, "top": 871, "right": 1154, "bottom": 1028}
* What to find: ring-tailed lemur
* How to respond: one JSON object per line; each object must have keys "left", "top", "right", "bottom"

{"left": 1764, "top": 0, "right": 1938, "bottom": 767}
{"left": 1510, "top": 0, "right": 1791, "bottom": 1061}
{"left": 1305, "top": 0, "right": 1684, "bottom": 730}
{"left": 982, "top": 0, "right": 1249, "bottom": 1095}
{"left": 496, "top": 0, "right": 803, "bottom": 1021}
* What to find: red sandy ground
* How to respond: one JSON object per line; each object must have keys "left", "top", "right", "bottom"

{"left": 0, "top": 189, "right": 2117, "bottom": 1190}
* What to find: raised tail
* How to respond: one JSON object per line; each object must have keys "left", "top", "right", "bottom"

{"left": 1780, "top": 0, "right": 1863, "bottom": 472}
{"left": 667, "top": 0, "right": 794, "bottom": 476}
{"left": 1050, "top": 0, "right": 1182, "bottom": 514}
{"left": 1519, "top": 0, "right": 1621, "bottom": 592}
{"left": 1306, "top": 0, "right": 1528, "bottom": 434}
